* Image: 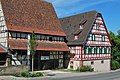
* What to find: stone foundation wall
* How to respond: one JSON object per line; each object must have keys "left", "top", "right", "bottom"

{"left": 0, "top": 66, "right": 28, "bottom": 74}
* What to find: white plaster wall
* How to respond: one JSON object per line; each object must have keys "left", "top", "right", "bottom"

{"left": 83, "top": 59, "right": 110, "bottom": 72}
{"left": 0, "top": 1, "right": 8, "bottom": 47}
{"left": 73, "top": 61, "right": 80, "bottom": 70}
{"left": 67, "top": 60, "right": 71, "bottom": 69}
{"left": 67, "top": 60, "right": 81, "bottom": 70}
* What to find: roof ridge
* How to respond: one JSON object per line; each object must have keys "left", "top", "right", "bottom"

{"left": 60, "top": 10, "right": 98, "bottom": 19}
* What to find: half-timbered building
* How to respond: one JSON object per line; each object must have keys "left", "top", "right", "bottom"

{"left": 0, "top": 0, "right": 69, "bottom": 70}
{"left": 60, "top": 10, "right": 112, "bottom": 71}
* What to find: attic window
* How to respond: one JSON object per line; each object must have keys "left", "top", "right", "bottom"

{"left": 74, "top": 35, "right": 78, "bottom": 40}
{"left": 79, "top": 24, "right": 83, "bottom": 29}
{"left": 79, "top": 19, "right": 87, "bottom": 29}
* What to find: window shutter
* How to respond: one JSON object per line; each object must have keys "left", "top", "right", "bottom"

{"left": 94, "top": 47, "right": 97, "bottom": 54}
{"left": 88, "top": 47, "right": 92, "bottom": 54}
{"left": 94, "top": 47, "right": 95, "bottom": 54}
{"left": 84, "top": 47, "right": 86, "bottom": 54}
{"left": 102, "top": 35, "right": 105, "bottom": 42}
{"left": 104, "top": 48, "right": 107, "bottom": 54}
{"left": 94, "top": 35, "right": 96, "bottom": 41}
{"left": 92, "top": 34, "right": 95, "bottom": 41}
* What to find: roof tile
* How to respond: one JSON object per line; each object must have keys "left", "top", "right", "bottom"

{"left": 59, "top": 10, "right": 97, "bottom": 45}
{"left": 8, "top": 39, "right": 69, "bottom": 51}
{"left": 1, "top": 0, "right": 66, "bottom": 36}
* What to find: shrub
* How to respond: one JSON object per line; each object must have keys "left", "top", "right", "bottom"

{"left": 76, "top": 65, "right": 94, "bottom": 72}
{"left": 12, "top": 74, "right": 20, "bottom": 77}
{"left": 20, "top": 71, "right": 29, "bottom": 77}
{"left": 29, "top": 73, "right": 37, "bottom": 77}
{"left": 111, "top": 60, "right": 120, "bottom": 70}
{"left": 29, "top": 72, "right": 43, "bottom": 77}
{"left": 35, "top": 72, "right": 43, "bottom": 76}
{"left": 0, "top": 72, "right": 43, "bottom": 78}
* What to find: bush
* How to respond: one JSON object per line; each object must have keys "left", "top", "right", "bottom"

{"left": 35, "top": 72, "right": 43, "bottom": 76}
{"left": 12, "top": 74, "right": 20, "bottom": 77}
{"left": 20, "top": 71, "right": 43, "bottom": 77}
{"left": 29, "top": 72, "right": 43, "bottom": 77}
{"left": 111, "top": 60, "right": 120, "bottom": 70}
{"left": 20, "top": 71, "right": 29, "bottom": 77}
{"left": 0, "top": 72, "right": 43, "bottom": 78}
{"left": 76, "top": 65, "right": 94, "bottom": 72}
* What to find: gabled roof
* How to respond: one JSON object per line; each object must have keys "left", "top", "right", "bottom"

{"left": 8, "top": 39, "right": 69, "bottom": 51}
{"left": 0, "top": 44, "right": 7, "bottom": 53}
{"left": 1, "top": 0, "right": 66, "bottom": 36}
{"left": 59, "top": 10, "right": 98, "bottom": 45}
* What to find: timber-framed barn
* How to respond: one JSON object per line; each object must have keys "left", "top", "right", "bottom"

{"left": 0, "top": 0, "right": 70, "bottom": 71}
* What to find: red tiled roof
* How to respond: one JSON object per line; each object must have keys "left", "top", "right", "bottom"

{"left": 0, "top": 43, "right": 7, "bottom": 53}
{"left": 8, "top": 39, "right": 69, "bottom": 51}
{"left": 0, "top": 47, "right": 6, "bottom": 52}
{"left": 1, "top": 0, "right": 66, "bottom": 36}
{"left": 8, "top": 25, "right": 66, "bottom": 36}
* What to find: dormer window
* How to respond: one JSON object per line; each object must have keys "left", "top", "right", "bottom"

{"left": 96, "top": 24, "right": 100, "bottom": 30}
{"left": 79, "top": 19, "right": 87, "bottom": 29}
{"left": 79, "top": 25, "right": 83, "bottom": 29}
{"left": 74, "top": 35, "right": 78, "bottom": 40}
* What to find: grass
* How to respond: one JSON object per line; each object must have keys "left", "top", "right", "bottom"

{"left": 0, "top": 73, "right": 20, "bottom": 77}
{"left": 0, "top": 72, "right": 43, "bottom": 78}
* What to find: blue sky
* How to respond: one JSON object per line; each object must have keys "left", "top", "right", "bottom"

{"left": 45, "top": 0, "right": 120, "bottom": 34}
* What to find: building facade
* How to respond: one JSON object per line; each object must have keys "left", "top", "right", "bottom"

{"left": 60, "top": 11, "right": 112, "bottom": 71}
{"left": 0, "top": 0, "right": 69, "bottom": 70}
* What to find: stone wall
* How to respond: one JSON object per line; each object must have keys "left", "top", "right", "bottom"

{"left": 0, "top": 66, "right": 28, "bottom": 74}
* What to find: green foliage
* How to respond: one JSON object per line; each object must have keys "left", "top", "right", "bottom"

{"left": 0, "top": 73, "right": 20, "bottom": 77}
{"left": 0, "top": 72, "right": 43, "bottom": 77}
{"left": 109, "top": 30, "right": 120, "bottom": 70}
{"left": 111, "top": 60, "right": 120, "bottom": 70}
{"left": 29, "top": 31, "right": 38, "bottom": 72}
{"left": 20, "top": 71, "right": 43, "bottom": 77}
{"left": 76, "top": 65, "right": 94, "bottom": 72}
{"left": 35, "top": 72, "right": 43, "bottom": 76}
{"left": 20, "top": 71, "right": 29, "bottom": 77}
{"left": 29, "top": 72, "right": 43, "bottom": 77}
{"left": 29, "top": 31, "right": 37, "bottom": 56}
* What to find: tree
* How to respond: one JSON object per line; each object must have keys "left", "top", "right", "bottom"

{"left": 29, "top": 31, "right": 37, "bottom": 73}
{"left": 109, "top": 30, "right": 120, "bottom": 70}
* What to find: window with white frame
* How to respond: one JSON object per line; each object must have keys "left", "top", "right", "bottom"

{"left": 92, "top": 34, "right": 96, "bottom": 41}
{"left": 70, "top": 47, "right": 76, "bottom": 54}
{"left": 79, "top": 25, "right": 83, "bottom": 29}
{"left": 74, "top": 35, "right": 78, "bottom": 40}
{"left": 11, "top": 32, "right": 16, "bottom": 38}
{"left": 102, "top": 35, "right": 105, "bottom": 42}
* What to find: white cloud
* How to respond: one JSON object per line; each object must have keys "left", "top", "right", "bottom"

{"left": 45, "top": 0, "right": 117, "bottom": 17}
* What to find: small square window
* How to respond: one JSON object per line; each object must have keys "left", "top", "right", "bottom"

{"left": 101, "top": 60, "right": 104, "bottom": 64}
{"left": 17, "top": 33, "right": 20, "bottom": 38}
{"left": 70, "top": 61, "right": 73, "bottom": 64}
{"left": 91, "top": 61, "right": 94, "bottom": 65}
{"left": 101, "top": 35, "right": 105, "bottom": 42}
{"left": 70, "top": 66, "right": 73, "bottom": 69}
